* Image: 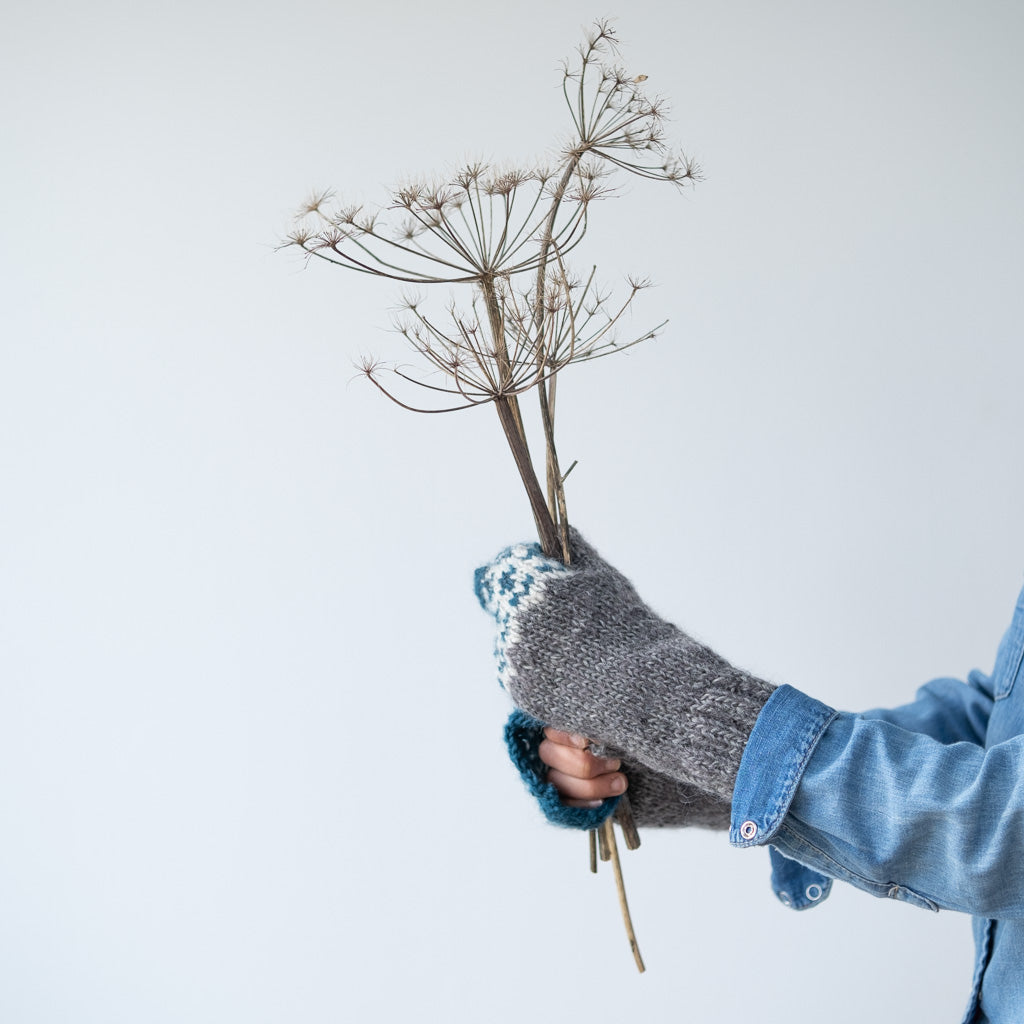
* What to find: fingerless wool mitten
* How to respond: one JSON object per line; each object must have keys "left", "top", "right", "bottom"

{"left": 476, "top": 530, "right": 775, "bottom": 802}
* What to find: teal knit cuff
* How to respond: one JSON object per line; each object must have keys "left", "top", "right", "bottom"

{"left": 505, "top": 709, "right": 619, "bottom": 830}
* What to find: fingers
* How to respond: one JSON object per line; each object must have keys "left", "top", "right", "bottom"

{"left": 540, "top": 731, "right": 621, "bottom": 777}
{"left": 540, "top": 727, "right": 627, "bottom": 807}
{"left": 546, "top": 767, "right": 627, "bottom": 806}
{"left": 542, "top": 727, "right": 590, "bottom": 750}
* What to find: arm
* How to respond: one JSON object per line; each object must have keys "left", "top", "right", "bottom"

{"left": 858, "top": 671, "right": 993, "bottom": 745}
{"left": 748, "top": 612, "right": 1021, "bottom": 916}
{"left": 478, "top": 529, "right": 1024, "bottom": 917}
{"left": 733, "top": 685, "right": 1024, "bottom": 919}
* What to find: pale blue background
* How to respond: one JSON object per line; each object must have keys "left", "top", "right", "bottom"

{"left": 3, "top": 1, "right": 1022, "bottom": 1021}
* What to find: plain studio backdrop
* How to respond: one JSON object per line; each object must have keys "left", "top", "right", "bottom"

{"left": 2, "top": 1, "right": 1022, "bottom": 1021}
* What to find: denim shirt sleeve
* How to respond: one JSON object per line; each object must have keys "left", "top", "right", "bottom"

{"left": 731, "top": 684, "right": 1024, "bottom": 919}
{"left": 729, "top": 685, "right": 838, "bottom": 847}
{"left": 730, "top": 686, "right": 838, "bottom": 910}
{"left": 857, "top": 671, "right": 994, "bottom": 745}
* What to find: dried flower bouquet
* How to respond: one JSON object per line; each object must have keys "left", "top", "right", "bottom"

{"left": 284, "top": 20, "right": 700, "bottom": 971}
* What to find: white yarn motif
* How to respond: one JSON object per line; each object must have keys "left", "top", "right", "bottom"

{"left": 476, "top": 543, "right": 571, "bottom": 691}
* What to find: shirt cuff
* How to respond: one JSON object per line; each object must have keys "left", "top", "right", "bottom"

{"left": 729, "top": 684, "right": 839, "bottom": 848}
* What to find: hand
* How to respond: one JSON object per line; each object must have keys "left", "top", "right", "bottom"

{"left": 503, "top": 709, "right": 733, "bottom": 830}
{"left": 476, "top": 528, "right": 775, "bottom": 800}
{"left": 539, "top": 728, "right": 628, "bottom": 808}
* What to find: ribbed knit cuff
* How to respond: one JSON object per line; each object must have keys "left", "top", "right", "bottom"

{"left": 504, "top": 710, "right": 619, "bottom": 830}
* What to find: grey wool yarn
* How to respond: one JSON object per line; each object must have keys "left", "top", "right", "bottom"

{"left": 475, "top": 529, "right": 776, "bottom": 803}
{"left": 621, "top": 763, "right": 733, "bottom": 829}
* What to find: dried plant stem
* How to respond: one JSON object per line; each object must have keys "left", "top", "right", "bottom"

{"left": 535, "top": 159, "right": 583, "bottom": 298}
{"left": 488, "top": 246, "right": 648, "bottom": 968}
{"left": 538, "top": 377, "right": 571, "bottom": 563}
{"left": 533, "top": 159, "right": 580, "bottom": 564}
{"left": 478, "top": 188, "right": 648, "bottom": 972}
{"left": 495, "top": 388, "right": 646, "bottom": 974}
{"left": 493, "top": 396, "right": 561, "bottom": 558}
{"left": 602, "top": 818, "right": 646, "bottom": 973}
{"left": 480, "top": 277, "right": 528, "bottom": 435}
{"left": 481, "top": 270, "right": 561, "bottom": 559}
{"left": 615, "top": 795, "right": 641, "bottom": 851}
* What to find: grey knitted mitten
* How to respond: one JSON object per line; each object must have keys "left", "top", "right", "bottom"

{"left": 475, "top": 530, "right": 775, "bottom": 802}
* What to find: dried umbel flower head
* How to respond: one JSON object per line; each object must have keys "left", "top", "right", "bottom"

{"left": 284, "top": 21, "right": 695, "bottom": 416}
{"left": 378, "top": 268, "right": 660, "bottom": 413}
{"left": 288, "top": 163, "right": 590, "bottom": 288}
{"left": 285, "top": 20, "right": 699, "bottom": 563}
{"left": 560, "top": 20, "right": 701, "bottom": 185}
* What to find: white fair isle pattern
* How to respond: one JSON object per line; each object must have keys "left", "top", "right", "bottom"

{"left": 476, "top": 543, "right": 571, "bottom": 691}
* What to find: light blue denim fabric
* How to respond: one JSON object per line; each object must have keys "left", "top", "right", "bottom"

{"left": 730, "top": 581, "right": 1024, "bottom": 1023}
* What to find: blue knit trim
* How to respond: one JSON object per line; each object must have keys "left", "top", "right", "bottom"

{"left": 504, "top": 709, "right": 619, "bottom": 830}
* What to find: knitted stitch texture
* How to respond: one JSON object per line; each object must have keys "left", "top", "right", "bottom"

{"left": 476, "top": 530, "right": 775, "bottom": 802}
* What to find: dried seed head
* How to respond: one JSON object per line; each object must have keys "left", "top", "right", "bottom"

{"left": 334, "top": 204, "right": 364, "bottom": 227}
{"left": 298, "top": 189, "right": 334, "bottom": 216}
{"left": 285, "top": 225, "right": 315, "bottom": 248}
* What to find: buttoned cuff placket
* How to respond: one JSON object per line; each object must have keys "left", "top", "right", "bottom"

{"left": 730, "top": 685, "right": 840, "bottom": 910}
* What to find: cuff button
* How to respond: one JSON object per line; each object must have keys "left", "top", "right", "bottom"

{"left": 740, "top": 820, "right": 759, "bottom": 840}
